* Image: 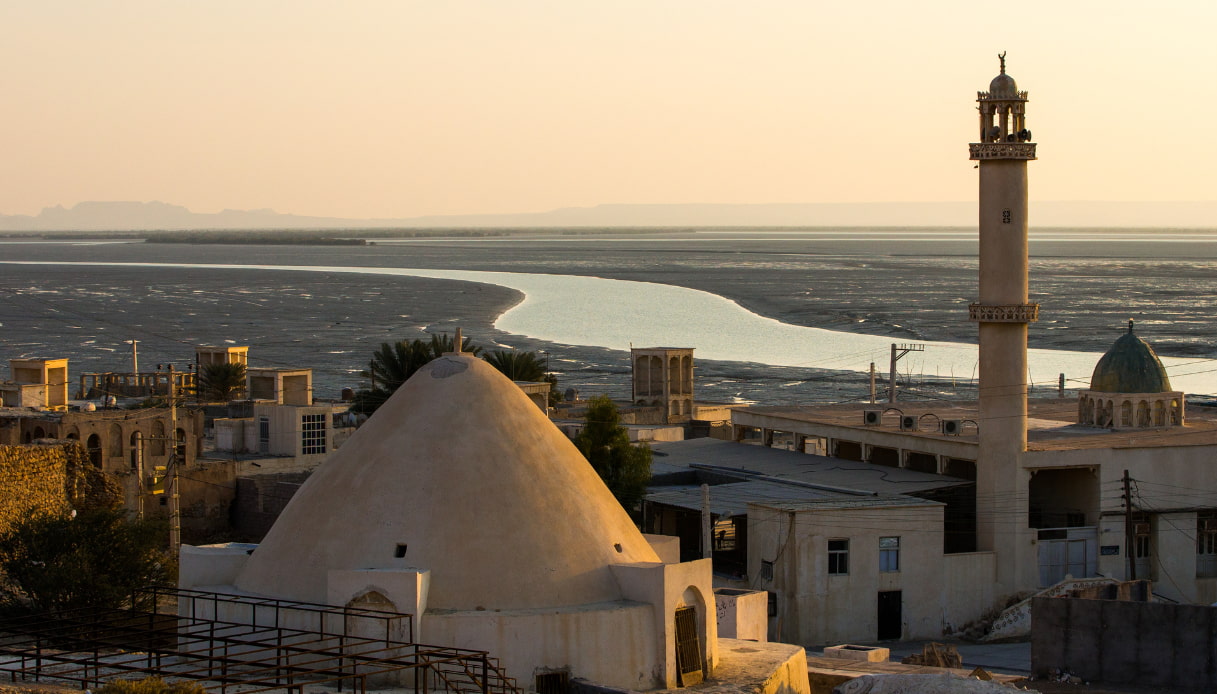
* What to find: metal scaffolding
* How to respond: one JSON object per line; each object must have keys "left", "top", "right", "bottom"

{"left": 0, "top": 587, "right": 519, "bottom": 694}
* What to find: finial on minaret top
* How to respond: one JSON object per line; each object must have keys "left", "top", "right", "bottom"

{"left": 1128, "top": 319, "right": 1135, "bottom": 334}
{"left": 998, "top": 51, "right": 1006, "bottom": 74}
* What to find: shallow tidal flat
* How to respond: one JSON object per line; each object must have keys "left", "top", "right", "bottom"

{"left": 1, "top": 228, "right": 1215, "bottom": 405}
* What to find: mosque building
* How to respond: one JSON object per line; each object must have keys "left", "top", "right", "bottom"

{"left": 716, "top": 56, "right": 1217, "bottom": 645}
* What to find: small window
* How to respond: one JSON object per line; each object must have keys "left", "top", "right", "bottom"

{"left": 394, "top": 543, "right": 408, "bottom": 558}
{"left": 828, "top": 539, "right": 849, "bottom": 575}
{"left": 880, "top": 536, "right": 900, "bottom": 573}
{"left": 1198, "top": 513, "right": 1217, "bottom": 578}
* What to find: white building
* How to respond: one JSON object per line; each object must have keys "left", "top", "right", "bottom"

{"left": 705, "top": 56, "right": 1217, "bottom": 646}
{"left": 182, "top": 353, "right": 809, "bottom": 692}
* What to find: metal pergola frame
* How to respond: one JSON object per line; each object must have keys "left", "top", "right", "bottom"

{"left": 0, "top": 587, "right": 519, "bottom": 694}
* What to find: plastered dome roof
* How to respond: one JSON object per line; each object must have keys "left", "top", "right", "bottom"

{"left": 234, "top": 353, "right": 660, "bottom": 610}
{"left": 1089, "top": 321, "right": 1173, "bottom": 394}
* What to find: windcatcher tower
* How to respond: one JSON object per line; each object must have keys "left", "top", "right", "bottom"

{"left": 969, "top": 53, "right": 1037, "bottom": 592}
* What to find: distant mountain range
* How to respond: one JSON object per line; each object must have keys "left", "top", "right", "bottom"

{"left": 2, "top": 200, "right": 1215, "bottom": 231}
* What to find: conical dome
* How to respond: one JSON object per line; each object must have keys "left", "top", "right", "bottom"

{"left": 1090, "top": 321, "right": 1172, "bottom": 394}
{"left": 235, "top": 354, "right": 659, "bottom": 610}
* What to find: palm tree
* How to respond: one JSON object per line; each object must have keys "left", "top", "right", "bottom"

{"left": 483, "top": 349, "right": 547, "bottom": 382}
{"left": 195, "top": 362, "right": 246, "bottom": 402}
{"left": 362, "top": 339, "right": 435, "bottom": 394}
{"left": 352, "top": 333, "right": 482, "bottom": 414}
{"left": 429, "top": 332, "right": 481, "bottom": 357}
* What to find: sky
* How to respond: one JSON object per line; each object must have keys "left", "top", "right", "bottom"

{"left": 2, "top": 1, "right": 1215, "bottom": 220}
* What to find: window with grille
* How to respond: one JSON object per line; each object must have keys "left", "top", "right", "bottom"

{"left": 828, "top": 539, "right": 849, "bottom": 575}
{"left": 1198, "top": 513, "right": 1217, "bottom": 578}
{"left": 258, "top": 416, "right": 270, "bottom": 454}
{"left": 301, "top": 413, "right": 327, "bottom": 455}
{"left": 880, "top": 536, "right": 901, "bottom": 573}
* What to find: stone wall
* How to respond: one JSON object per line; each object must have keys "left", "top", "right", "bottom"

{"left": 0, "top": 442, "right": 121, "bottom": 536}
{"left": 1032, "top": 596, "right": 1217, "bottom": 690}
{"left": 0, "top": 444, "right": 71, "bottom": 535}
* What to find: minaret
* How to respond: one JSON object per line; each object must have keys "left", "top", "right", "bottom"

{"left": 969, "top": 53, "right": 1038, "bottom": 593}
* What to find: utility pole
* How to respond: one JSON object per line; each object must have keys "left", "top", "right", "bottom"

{"left": 869, "top": 362, "right": 877, "bottom": 403}
{"left": 701, "top": 484, "right": 712, "bottom": 559}
{"left": 1123, "top": 469, "right": 1136, "bottom": 581}
{"left": 888, "top": 343, "right": 924, "bottom": 403}
{"left": 126, "top": 340, "right": 139, "bottom": 375}
{"left": 1059, "top": 373, "right": 1066, "bottom": 398}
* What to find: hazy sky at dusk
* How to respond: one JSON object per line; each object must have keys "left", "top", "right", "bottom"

{"left": 3, "top": 2, "right": 1214, "bottom": 219}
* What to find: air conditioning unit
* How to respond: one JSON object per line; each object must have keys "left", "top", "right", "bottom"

{"left": 1134, "top": 523, "right": 1151, "bottom": 535}
{"left": 942, "top": 419, "right": 963, "bottom": 436}
{"left": 863, "top": 410, "right": 882, "bottom": 426}
{"left": 900, "top": 415, "right": 918, "bottom": 431}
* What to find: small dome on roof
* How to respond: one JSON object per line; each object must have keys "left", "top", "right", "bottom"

{"left": 1090, "top": 321, "right": 1172, "bottom": 394}
{"left": 989, "top": 72, "right": 1018, "bottom": 97}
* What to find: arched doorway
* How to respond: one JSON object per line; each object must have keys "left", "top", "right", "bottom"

{"left": 86, "top": 434, "right": 103, "bottom": 468}
{"left": 130, "top": 432, "right": 143, "bottom": 471}
{"left": 675, "top": 586, "right": 707, "bottom": 686}
{"left": 109, "top": 423, "right": 124, "bottom": 458}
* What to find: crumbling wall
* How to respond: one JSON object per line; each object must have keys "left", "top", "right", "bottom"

{"left": 0, "top": 441, "right": 124, "bottom": 536}
{"left": 0, "top": 444, "right": 72, "bottom": 534}
{"left": 1032, "top": 596, "right": 1217, "bottom": 690}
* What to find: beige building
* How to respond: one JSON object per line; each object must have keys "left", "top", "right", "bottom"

{"left": 633, "top": 347, "right": 695, "bottom": 421}
{"left": 2, "top": 358, "right": 69, "bottom": 409}
{"left": 182, "top": 354, "right": 808, "bottom": 692}
{"left": 703, "top": 57, "right": 1217, "bottom": 647}
{"left": 643, "top": 437, "right": 985, "bottom": 645}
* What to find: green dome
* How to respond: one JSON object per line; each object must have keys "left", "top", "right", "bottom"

{"left": 1089, "top": 321, "right": 1172, "bottom": 393}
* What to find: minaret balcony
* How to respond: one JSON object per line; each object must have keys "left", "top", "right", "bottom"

{"left": 969, "top": 303, "right": 1040, "bottom": 323}
{"left": 969, "top": 142, "right": 1037, "bottom": 160}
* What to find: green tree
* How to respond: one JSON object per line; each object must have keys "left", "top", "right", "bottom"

{"left": 483, "top": 349, "right": 547, "bottom": 382}
{"left": 574, "top": 395, "right": 652, "bottom": 514}
{"left": 352, "top": 332, "right": 482, "bottom": 414}
{"left": 194, "top": 362, "right": 246, "bottom": 401}
{"left": 429, "top": 332, "right": 481, "bottom": 357}
{"left": 0, "top": 508, "right": 172, "bottom": 614}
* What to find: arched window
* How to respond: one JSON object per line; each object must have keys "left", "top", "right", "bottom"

{"left": 130, "top": 432, "right": 143, "bottom": 471}
{"left": 1120, "top": 401, "right": 1133, "bottom": 428}
{"left": 1136, "top": 401, "right": 1150, "bottom": 428}
{"left": 151, "top": 420, "right": 166, "bottom": 456}
{"left": 109, "top": 424, "right": 124, "bottom": 457}
{"left": 86, "top": 434, "right": 102, "bottom": 468}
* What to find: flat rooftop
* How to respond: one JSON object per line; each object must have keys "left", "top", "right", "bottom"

{"left": 652, "top": 438, "right": 967, "bottom": 493}
{"left": 735, "top": 399, "right": 1217, "bottom": 451}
